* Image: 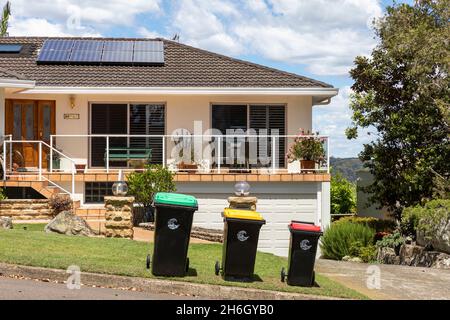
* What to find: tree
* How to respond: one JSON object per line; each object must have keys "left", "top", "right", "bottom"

{"left": 0, "top": 1, "right": 11, "bottom": 37}
{"left": 331, "top": 171, "right": 356, "bottom": 215}
{"left": 346, "top": 0, "right": 450, "bottom": 220}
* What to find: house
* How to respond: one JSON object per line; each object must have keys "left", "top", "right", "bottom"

{"left": 0, "top": 37, "right": 338, "bottom": 256}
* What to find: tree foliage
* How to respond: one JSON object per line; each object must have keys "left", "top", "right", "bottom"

{"left": 0, "top": 1, "right": 10, "bottom": 37}
{"left": 347, "top": 0, "right": 450, "bottom": 219}
{"left": 331, "top": 172, "right": 356, "bottom": 214}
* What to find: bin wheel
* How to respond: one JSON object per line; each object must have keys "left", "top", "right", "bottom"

{"left": 186, "top": 258, "right": 190, "bottom": 273}
{"left": 214, "top": 261, "right": 221, "bottom": 276}
{"left": 280, "top": 267, "right": 286, "bottom": 283}
{"left": 146, "top": 254, "right": 151, "bottom": 269}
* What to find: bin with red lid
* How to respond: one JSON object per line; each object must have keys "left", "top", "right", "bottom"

{"left": 280, "top": 220, "right": 323, "bottom": 287}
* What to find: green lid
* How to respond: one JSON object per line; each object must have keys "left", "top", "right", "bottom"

{"left": 154, "top": 192, "right": 198, "bottom": 208}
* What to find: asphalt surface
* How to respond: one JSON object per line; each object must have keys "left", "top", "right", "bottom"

{"left": 0, "top": 277, "right": 192, "bottom": 300}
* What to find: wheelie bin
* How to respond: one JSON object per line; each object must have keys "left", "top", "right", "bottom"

{"left": 146, "top": 192, "right": 198, "bottom": 277}
{"left": 281, "top": 221, "right": 322, "bottom": 287}
{"left": 215, "top": 208, "right": 265, "bottom": 281}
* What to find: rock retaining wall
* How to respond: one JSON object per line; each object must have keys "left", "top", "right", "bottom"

{"left": 378, "top": 244, "right": 450, "bottom": 269}
{"left": 0, "top": 199, "right": 53, "bottom": 220}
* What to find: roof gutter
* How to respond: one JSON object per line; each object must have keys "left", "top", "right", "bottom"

{"left": 20, "top": 86, "right": 339, "bottom": 97}
{"left": 0, "top": 78, "right": 36, "bottom": 89}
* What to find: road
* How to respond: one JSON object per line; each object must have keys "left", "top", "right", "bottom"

{"left": 0, "top": 277, "right": 194, "bottom": 300}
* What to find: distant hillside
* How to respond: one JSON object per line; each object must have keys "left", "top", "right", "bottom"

{"left": 330, "top": 157, "right": 364, "bottom": 182}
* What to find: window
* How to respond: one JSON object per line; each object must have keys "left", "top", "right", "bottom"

{"left": 85, "top": 182, "right": 113, "bottom": 203}
{"left": 0, "top": 44, "right": 22, "bottom": 53}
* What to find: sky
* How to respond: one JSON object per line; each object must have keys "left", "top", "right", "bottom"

{"left": 5, "top": 0, "right": 413, "bottom": 158}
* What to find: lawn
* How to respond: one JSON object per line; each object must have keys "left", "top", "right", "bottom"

{"left": 0, "top": 224, "right": 367, "bottom": 299}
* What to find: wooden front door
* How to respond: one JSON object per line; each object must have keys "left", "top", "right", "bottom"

{"left": 5, "top": 99, "right": 55, "bottom": 169}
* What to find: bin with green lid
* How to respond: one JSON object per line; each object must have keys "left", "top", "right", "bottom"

{"left": 214, "top": 208, "right": 266, "bottom": 281}
{"left": 146, "top": 192, "right": 198, "bottom": 277}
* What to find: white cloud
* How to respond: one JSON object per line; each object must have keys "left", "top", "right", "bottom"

{"left": 7, "top": 0, "right": 161, "bottom": 37}
{"left": 313, "top": 86, "right": 372, "bottom": 157}
{"left": 168, "top": 0, "right": 383, "bottom": 76}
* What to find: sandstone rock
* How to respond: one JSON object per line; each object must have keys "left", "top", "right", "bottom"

{"left": 342, "top": 256, "right": 363, "bottom": 263}
{"left": 45, "top": 210, "right": 94, "bottom": 236}
{"left": 377, "top": 247, "right": 400, "bottom": 265}
{"left": 417, "top": 216, "right": 450, "bottom": 255}
{"left": 104, "top": 196, "right": 135, "bottom": 239}
{"left": 0, "top": 216, "right": 13, "bottom": 229}
{"left": 227, "top": 196, "right": 257, "bottom": 211}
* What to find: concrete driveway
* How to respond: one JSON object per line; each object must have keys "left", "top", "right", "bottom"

{"left": 316, "top": 259, "right": 450, "bottom": 300}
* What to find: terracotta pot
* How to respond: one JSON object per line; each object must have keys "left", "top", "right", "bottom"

{"left": 177, "top": 162, "right": 198, "bottom": 172}
{"left": 300, "top": 160, "right": 316, "bottom": 170}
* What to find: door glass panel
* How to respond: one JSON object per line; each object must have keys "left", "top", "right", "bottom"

{"left": 24, "top": 104, "right": 35, "bottom": 140}
{"left": 42, "top": 104, "right": 51, "bottom": 142}
{"left": 13, "top": 104, "right": 22, "bottom": 140}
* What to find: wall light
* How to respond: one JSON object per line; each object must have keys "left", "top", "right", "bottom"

{"left": 69, "top": 95, "right": 76, "bottom": 109}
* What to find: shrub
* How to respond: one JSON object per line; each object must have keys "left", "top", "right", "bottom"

{"left": 321, "top": 222, "right": 375, "bottom": 260}
{"left": 127, "top": 164, "right": 176, "bottom": 208}
{"left": 349, "top": 241, "right": 378, "bottom": 263}
{"left": 286, "top": 129, "right": 325, "bottom": 162}
{"left": 376, "top": 231, "right": 405, "bottom": 249}
{"left": 334, "top": 216, "right": 395, "bottom": 232}
{"left": 401, "top": 199, "right": 450, "bottom": 240}
{"left": 331, "top": 172, "right": 356, "bottom": 214}
{"left": 49, "top": 194, "right": 72, "bottom": 216}
{"left": 0, "top": 187, "right": 6, "bottom": 201}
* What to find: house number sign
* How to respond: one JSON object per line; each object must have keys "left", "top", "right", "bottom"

{"left": 64, "top": 113, "right": 80, "bottom": 120}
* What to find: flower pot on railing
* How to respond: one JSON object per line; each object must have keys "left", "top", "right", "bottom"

{"left": 177, "top": 161, "right": 198, "bottom": 173}
{"left": 300, "top": 160, "right": 316, "bottom": 171}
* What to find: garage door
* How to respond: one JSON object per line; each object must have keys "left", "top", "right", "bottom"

{"left": 191, "top": 193, "right": 317, "bottom": 257}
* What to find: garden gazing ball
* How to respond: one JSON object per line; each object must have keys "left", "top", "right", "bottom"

{"left": 234, "top": 181, "right": 250, "bottom": 196}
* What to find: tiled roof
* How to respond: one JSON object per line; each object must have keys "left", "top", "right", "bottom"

{"left": 0, "top": 37, "right": 332, "bottom": 88}
{"left": 0, "top": 66, "right": 27, "bottom": 80}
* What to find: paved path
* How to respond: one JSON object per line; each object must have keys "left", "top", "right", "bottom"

{"left": 0, "top": 277, "right": 194, "bottom": 300}
{"left": 316, "top": 259, "right": 450, "bottom": 300}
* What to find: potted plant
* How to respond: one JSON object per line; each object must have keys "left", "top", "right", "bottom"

{"left": 286, "top": 129, "right": 325, "bottom": 172}
{"left": 127, "top": 164, "right": 176, "bottom": 223}
{"left": 177, "top": 145, "right": 198, "bottom": 173}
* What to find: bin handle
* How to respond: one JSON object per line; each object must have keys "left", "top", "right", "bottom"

{"left": 291, "top": 220, "right": 315, "bottom": 225}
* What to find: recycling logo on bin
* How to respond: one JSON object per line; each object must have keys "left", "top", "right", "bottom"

{"left": 237, "top": 230, "right": 249, "bottom": 242}
{"left": 300, "top": 239, "right": 312, "bottom": 251}
{"left": 167, "top": 218, "right": 180, "bottom": 230}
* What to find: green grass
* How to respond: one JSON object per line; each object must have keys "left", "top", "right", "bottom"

{"left": 0, "top": 224, "right": 367, "bottom": 299}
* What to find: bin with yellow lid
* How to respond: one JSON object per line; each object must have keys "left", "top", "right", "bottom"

{"left": 214, "top": 208, "right": 266, "bottom": 280}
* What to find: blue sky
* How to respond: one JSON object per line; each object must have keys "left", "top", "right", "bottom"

{"left": 6, "top": 0, "right": 413, "bottom": 157}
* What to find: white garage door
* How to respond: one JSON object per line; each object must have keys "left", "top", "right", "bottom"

{"left": 190, "top": 193, "right": 317, "bottom": 257}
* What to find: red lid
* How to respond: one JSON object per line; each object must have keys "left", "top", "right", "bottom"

{"left": 290, "top": 222, "right": 321, "bottom": 232}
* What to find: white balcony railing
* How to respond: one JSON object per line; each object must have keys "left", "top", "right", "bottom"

{"left": 43, "top": 134, "right": 330, "bottom": 174}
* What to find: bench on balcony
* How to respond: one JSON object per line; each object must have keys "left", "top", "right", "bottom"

{"left": 104, "top": 148, "right": 152, "bottom": 167}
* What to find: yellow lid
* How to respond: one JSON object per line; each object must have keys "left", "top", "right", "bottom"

{"left": 223, "top": 208, "right": 264, "bottom": 221}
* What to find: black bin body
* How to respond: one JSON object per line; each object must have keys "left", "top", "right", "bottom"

{"left": 152, "top": 202, "right": 197, "bottom": 277}
{"left": 286, "top": 221, "right": 322, "bottom": 286}
{"left": 222, "top": 217, "right": 265, "bottom": 280}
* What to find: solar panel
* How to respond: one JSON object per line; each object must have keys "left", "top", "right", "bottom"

{"left": 37, "top": 49, "right": 71, "bottom": 62}
{"left": 72, "top": 40, "right": 104, "bottom": 51}
{"left": 103, "top": 41, "right": 134, "bottom": 51}
{"left": 134, "top": 41, "right": 163, "bottom": 52}
{"left": 101, "top": 50, "right": 133, "bottom": 63}
{"left": 133, "top": 51, "right": 164, "bottom": 64}
{"left": 37, "top": 39, "right": 164, "bottom": 65}
{"left": 41, "top": 39, "right": 74, "bottom": 51}
{"left": 70, "top": 50, "right": 103, "bottom": 63}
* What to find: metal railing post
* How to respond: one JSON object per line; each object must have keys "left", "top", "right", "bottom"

{"left": 38, "top": 142, "right": 42, "bottom": 181}
{"left": 162, "top": 136, "right": 166, "bottom": 167}
{"left": 272, "top": 136, "right": 276, "bottom": 174}
{"left": 327, "top": 137, "right": 330, "bottom": 174}
{"left": 106, "top": 136, "right": 110, "bottom": 173}
{"left": 9, "top": 136, "right": 12, "bottom": 173}
{"left": 2, "top": 140, "right": 6, "bottom": 181}
{"left": 217, "top": 136, "right": 221, "bottom": 173}
{"left": 50, "top": 135, "right": 53, "bottom": 173}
